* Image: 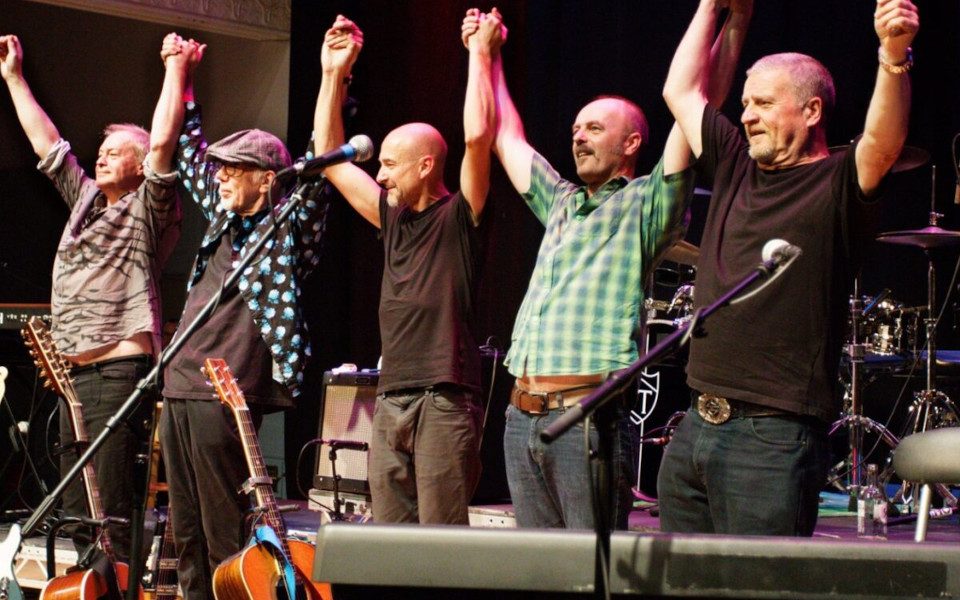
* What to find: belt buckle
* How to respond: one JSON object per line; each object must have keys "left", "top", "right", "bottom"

{"left": 529, "top": 390, "right": 550, "bottom": 414}
{"left": 697, "top": 393, "right": 732, "bottom": 425}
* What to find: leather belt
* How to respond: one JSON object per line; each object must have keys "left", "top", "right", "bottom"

{"left": 695, "top": 393, "right": 788, "bottom": 425}
{"left": 510, "top": 382, "right": 599, "bottom": 414}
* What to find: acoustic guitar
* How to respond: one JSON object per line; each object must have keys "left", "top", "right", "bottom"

{"left": 203, "top": 358, "right": 332, "bottom": 600}
{"left": 22, "top": 317, "right": 142, "bottom": 600}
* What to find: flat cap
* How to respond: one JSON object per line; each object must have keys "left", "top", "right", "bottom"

{"left": 206, "top": 129, "right": 292, "bottom": 172}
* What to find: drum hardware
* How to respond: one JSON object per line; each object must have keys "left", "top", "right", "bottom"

{"left": 830, "top": 279, "right": 902, "bottom": 506}
{"left": 877, "top": 202, "right": 960, "bottom": 510}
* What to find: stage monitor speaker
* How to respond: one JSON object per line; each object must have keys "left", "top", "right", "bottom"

{"left": 313, "top": 524, "right": 960, "bottom": 599}
{"left": 313, "top": 371, "right": 378, "bottom": 496}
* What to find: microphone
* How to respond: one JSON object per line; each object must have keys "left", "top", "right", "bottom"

{"left": 761, "top": 238, "right": 802, "bottom": 267}
{"left": 323, "top": 439, "right": 369, "bottom": 451}
{"left": 278, "top": 134, "right": 375, "bottom": 181}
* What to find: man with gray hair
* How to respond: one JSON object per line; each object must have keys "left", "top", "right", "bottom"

{"left": 0, "top": 34, "right": 182, "bottom": 559}
{"left": 155, "top": 34, "right": 330, "bottom": 599}
{"left": 659, "top": 0, "right": 918, "bottom": 536}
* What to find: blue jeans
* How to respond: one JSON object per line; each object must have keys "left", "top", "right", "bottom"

{"left": 657, "top": 399, "right": 830, "bottom": 536}
{"left": 368, "top": 386, "right": 482, "bottom": 524}
{"left": 503, "top": 403, "right": 636, "bottom": 530}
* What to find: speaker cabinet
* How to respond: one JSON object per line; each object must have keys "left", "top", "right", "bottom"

{"left": 313, "top": 371, "right": 378, "bottom": 496}
{"left": 314, "top": 524, "right": 960, "bottom": 599}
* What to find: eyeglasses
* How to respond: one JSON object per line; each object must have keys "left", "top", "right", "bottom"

{"left": 217, "top": 164, "right": 257, "bottom": 179}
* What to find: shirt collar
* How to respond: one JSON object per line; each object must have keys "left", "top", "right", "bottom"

{"left": 574, "top": 175, "right": 629, "bottom": 216}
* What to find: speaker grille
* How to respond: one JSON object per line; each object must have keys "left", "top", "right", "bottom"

{"left": 314, "top": 371, "right": 378, "bottom": 496}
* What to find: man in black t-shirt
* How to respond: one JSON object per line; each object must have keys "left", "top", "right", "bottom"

{"left": 312, "top": 15, "right": 502, "bottom": 523}
{"left": 658, "top": 0, "right": 919, "bottom": 536}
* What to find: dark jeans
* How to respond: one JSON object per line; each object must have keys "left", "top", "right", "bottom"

{"left": 503, "top": 403, "right": 637, "bottom": 530}
{"left": 368, "top": 386, "right": 482, "bottom": 524}
{"left": 59, "top": 355, "right": 153, "bottom": 563}
{"left": 159, "top": 398, "right": 263, "bottom": 600}
{"left": 657, "top": 398, "right": 830, "bottom": 536}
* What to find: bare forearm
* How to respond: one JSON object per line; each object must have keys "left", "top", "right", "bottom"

{"left": 492, "top": 56, "right": 524, "bottom": 158}
{"left": 862, "top": 65, "right": 911, "bottom": 162}
{"left": 663, "top": 0, "right": 720, "bottom": 110}
{"left": 707, "top": 6, "right": 751, "bottom": 106}
{"left": 314, "top": 69, "right": 348, "bottom": 154}
{"left": 150, "top": 65, "right": 188, "bottom": 173}
{"left": 4, "top": 75, "right": 59, "bottom": 158}
{"left": 464, "top": 48, "right": 495, "bottom": 151}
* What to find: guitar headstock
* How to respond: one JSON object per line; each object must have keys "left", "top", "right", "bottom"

{"left": 202, "top": 358, "right": 249, "bottom": 413}
{"left": 21, "top": 316, "right": 74, "bottom": 401}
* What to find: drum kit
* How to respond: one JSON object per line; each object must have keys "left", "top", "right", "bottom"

{"left": 634, "top": 149, "right": 960, "bottom": 511}
{"left": 836, "top": 207, "right": 960, "bottom": 507}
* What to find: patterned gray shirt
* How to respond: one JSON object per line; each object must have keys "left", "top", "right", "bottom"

{"left": 39, "top": 139, "right": 182, "bottom": 356}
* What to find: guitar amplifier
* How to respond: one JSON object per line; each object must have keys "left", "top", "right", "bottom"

{"left": 313, "top": 370, "right": 378, "bottom": 496}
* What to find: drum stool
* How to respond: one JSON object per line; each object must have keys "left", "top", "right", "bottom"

{"left": 892, "top": 427, "right": 960, "bottom": 541}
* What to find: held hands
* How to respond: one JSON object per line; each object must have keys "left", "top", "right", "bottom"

{"left": 461, "top": 7, "right": 507, "bottom": 54}
{"left": 161, "top": 33, "right": 206, "bottom": 74}
{"left": 0, "top": 35, "right": 24, "bottom": 82}
{"left": 875, "top": 0, "right": 919, "bottom": 62}
{"left": 322, "top": 15, "right": 363, "bottom": 75}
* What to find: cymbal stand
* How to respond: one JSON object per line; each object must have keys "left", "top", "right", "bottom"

{"left": 829, "top": 279, "right": 900, "bottom": 506}
{"left": 892, "top": 225, "right": 960, "bottom": 509}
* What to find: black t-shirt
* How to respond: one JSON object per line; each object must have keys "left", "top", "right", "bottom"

{"left": 377, "top": 191, "right": 481, "bottom": 394}
{"left": 686, "top": 105, "right": 878, "bottom": 422}
{"left": 164, "top": 230, "right": 291, "bottom": 408}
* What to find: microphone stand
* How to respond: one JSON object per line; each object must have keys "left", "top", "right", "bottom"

{"left": 540, "top": 256, "right": 784, "bottom": 600}
{"left": 18, "top": 180, "right": 323, "bottom": 600}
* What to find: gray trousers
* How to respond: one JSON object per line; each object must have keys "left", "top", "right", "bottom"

{"left": 369, "top": 386, "right": 482, "bottom": 524}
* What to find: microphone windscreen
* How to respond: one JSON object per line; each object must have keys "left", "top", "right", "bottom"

{"left": 349, "top": 134, "right": 375, "bottom": 163}
{"left": 761, "top": 238, "right": 790, "bottom": 262}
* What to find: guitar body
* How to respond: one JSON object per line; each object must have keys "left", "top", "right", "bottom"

{"left": 212, "top": 540, "right": 331, "bottom": 600}
{"left": 39, "top": 562, "right": 142, "bottom": 600}
{"left": 39, "top": 569, "right": 107, "bottom": 600}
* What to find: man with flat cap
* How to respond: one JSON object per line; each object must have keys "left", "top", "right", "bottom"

{"left": 154, "top": 34, "right": 330, "bottom": 600}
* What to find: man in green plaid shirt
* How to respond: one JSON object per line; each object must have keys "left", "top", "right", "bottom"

{"left": 463, "top": 7, "right": 747, "bottom": 529}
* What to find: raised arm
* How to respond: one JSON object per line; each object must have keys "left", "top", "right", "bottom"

{"left": 463, "top": 9, "right": 534, "bottom": 195}
{"left": 314, "top": 15, "right": 382, "bottom": 227}
{"left": 856, "top": 0, "right": 918, "bottom": 195}
{"left": 0, "top": 35, "right": 60, "bottom": 159}
{"left": 151, "top": 33, "right": 205, "bottom": 175}
{"left": 460, "top": 9, "right": 503, "bottom": 223}
{"left": 662, "top": 0, "right": 753, "bottom": 161}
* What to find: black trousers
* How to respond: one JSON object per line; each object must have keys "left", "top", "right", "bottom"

{"left": 59, "top": 356, "right": 154, "bottom": 563}
{"left": 159, "top": 397, "right": 262, "bottom": 600}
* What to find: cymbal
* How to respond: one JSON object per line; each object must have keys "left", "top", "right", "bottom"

{"left": 877, "top": 226, "right": 960, "bottom": 248}
{"left": 828, "top": 138, "right": 929, "bottom": 173}
{"left": 662, "top": 240, "right": 700, "bottom": 265}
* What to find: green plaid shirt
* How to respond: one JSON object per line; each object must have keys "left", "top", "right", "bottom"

{"left": 505, "top": 152, "right": 692, "bottom": 376}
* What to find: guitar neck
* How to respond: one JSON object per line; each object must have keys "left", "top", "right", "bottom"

{"left": 23, "top": 317, "right": 117, "bottom": 563}
{"left": 204, "top": 358, "right": 293, "bottom": 561}
{"left": 154, "top": 509, "right": 179, "bottom": 600}
{"left": 233, "top": 406, "right": 289, "bottom": 542}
